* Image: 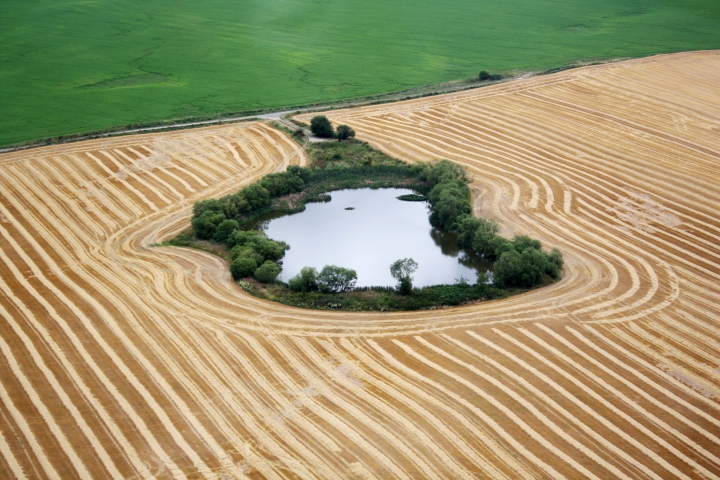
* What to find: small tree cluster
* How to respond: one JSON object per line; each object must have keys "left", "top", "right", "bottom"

{"left": 310, "top": 115, "right": 355, "bottom": 141}
{"left": 478, "top": 71, "right": 502, "bottom": 81}
{"left": 227, "top": 230, "right": 287, "bottom": 283}
{"left": 414, "top": 159, "right": 563, "bottom": 289}
{"left": 192, "top": 165, "right": 312, "bottom": 240}
{"left": 288, "top": 265, "right": 357, "bottom": 293}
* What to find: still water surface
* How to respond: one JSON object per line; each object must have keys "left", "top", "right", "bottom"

{"left": 245, "top": 188, "right": 492, "bottom": 287}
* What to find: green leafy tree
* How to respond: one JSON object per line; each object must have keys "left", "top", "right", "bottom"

{"left": 231, "top": 246, "right": 264, "bottom": 265}
{"left": 316, "top": 265, "right": 357, "bottom": 293}
{"left": 254, "top": 260, "right": 281, "bottom": 283}
{"left": 240, "top": 183, "right": 270, "bottom": 210}
{"left": 336, "top": 124, "right": 355, "bottom": 141}
{"left": 227, "top": 229, "right": 259, "bottom": 248}
{"left": 489, "top": 236, "right": 514, "bottom": 258}
{"left": 546, "top": 247, "right": 564, "bottom": 278}
{"left": 191, "top": 211, "right": 226, "bottom": 240}
{"left": 471, "top": 217, "right": 500, "bottom": 256}
{"left": 193, "top": 198, "right": 223, "bottom": 217}
{"left": 429, "top": 187, "right": 471, "bottom": 229}
{"left": 390, "top": 258, "right": 418, "bottom": 295}
{"left": 260, "top": 171, "right": 305, "bottom": 197}
{"left": 494, "top": 248, "right": 548, "bottom": 288}
{"left": 310, "top": 115, "right": 334, "bottom": 138}
{"left": 518, "top": 249, "right": 548, "bottom": 287}
{"left": 513, "top": 235, "right": 542, "bottom": 253}
{"left": 246, "top": 236, "right": 286, "bottom": 262}
{"left": 213, "top": 219, "right": 239, "bottom": 244}
{"left": 493, "top": 250, "right": 523, "bottom": 288}
{"left": 288, "top": 267, "right": 319, "bottom": 292}
{"left": 425, "top": 160, "right": 469, "bottom": 187}
{"left": 456, "top": 215, "right": 482, "bottom": 247}
{"left": 230, "top": 257, "right": 257, "bottom": 279}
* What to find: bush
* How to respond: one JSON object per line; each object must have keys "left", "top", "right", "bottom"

{"left": 254, "top": 260, "right": 281, "bottom": 283}
{"left": 317, "top": 265, "right": 357, "bottom": 293}
{"left": 479, "top": 71, "right": 502, "bottom": 81}
{"left": 310, "top": 115, "right": 334, "bottom": 138}
{"left": 336, "top": 124, "right": 356, "bottom": 141}
{"left": 288, "top": 267, "right": 318, "bottom": 292}
{"left": 230, "top": 257, "right": 257, "bottom": 279}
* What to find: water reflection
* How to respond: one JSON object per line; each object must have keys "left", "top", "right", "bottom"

{"left": 243, "top": 188, "right": 493, "bottom": 287}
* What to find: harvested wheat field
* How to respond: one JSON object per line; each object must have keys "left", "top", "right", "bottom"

{"left": 1, "top": 51, "right": 720, "bottom": 479}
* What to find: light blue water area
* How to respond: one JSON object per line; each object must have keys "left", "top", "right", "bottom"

{"left": 249, "top": 188, "right": 490, "bottom": 287}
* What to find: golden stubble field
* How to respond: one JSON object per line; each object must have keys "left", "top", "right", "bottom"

{"left": 1, "top": 51, "right": 719, "bottom": 479}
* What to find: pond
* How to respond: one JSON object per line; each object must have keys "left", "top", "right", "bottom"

{"left": 244, "top": 188, "right": 493, "bottom": 288}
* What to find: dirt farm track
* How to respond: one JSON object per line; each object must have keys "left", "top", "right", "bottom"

{"left": 1, "top": 51, "right": 720, "bottom": 479}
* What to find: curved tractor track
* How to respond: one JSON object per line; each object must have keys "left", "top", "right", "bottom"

{"left": 1, "top": 51, "right": 720, "bottom": 479}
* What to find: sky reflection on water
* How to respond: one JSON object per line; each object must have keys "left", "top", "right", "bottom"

{"left": 246, "top": 188, "right": 491, "bottom": 287}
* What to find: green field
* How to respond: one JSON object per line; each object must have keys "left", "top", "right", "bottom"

{"left": 1, "top": 0, "right": 719, "bottom": 147}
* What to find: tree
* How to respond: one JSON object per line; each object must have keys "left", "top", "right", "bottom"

{"left": 288, "top": 267, "right": 318, "bottom": 292}
{"left": 240, "top": 183, "right": 270, "bottom": 210}
{"left": 489, "top": 236, "right": 514, "bottom": 259}
{"left": 230, "top": 257, "right": 257, "bottom": 279}
{"left": 246, "top": 236, "right": 286, "bottom": 262}
{"left": 493, "top": 250, "right": 523, "bottom": 288}
{"left": 546, "top": 247, "right": 564, "bottom": 278}
{"left": 471, "top": 217, "right": 500, "bottom": 256}
{"left": 513, "top": 235, "right": 542, "bottom": 253}
{"left": 310, "top": 115, "right": 334, "bottom": 138}
{"left": 493, "top": 248, "right": 548, "bottom": 288}
{"left": 316, "top": 265, "right": 357, "bottom": 293}
{"left": 231, "top": 246, "right": 263, "bottom": 265}
{"left": 390, "top": 258, "right": 418, "bottom": 295}
{"left": 518, "top": 249, "right": 548, "bottom": 287}
{"left": 254, "top": 260, "right": 281, "bottom": 283}
{"left": 336, "top": 124, "right": 355, "bottom": 141}
{"left": 227, "top": 229, "right": 261, "bottom": 249}
{"left": 213, "top": 219, "right": 239, "bottom": 244}
{"left": 191, "top": 211, "right": 226, "bottom": 240}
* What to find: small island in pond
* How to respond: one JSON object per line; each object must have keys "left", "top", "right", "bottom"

{"left": 162, "top": 117, "right": 563, "bottom": 311}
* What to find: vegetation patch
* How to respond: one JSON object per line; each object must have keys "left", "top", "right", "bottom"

{"left": 397, "top": 194, "right": 427, "bottom": 202}
{"left": 166, "top": 119, "right": 563, "bottom": 310}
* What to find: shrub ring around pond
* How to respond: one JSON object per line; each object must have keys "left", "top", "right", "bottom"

{"left": 162, "top": 137, "right": 563, "bottom": 311}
